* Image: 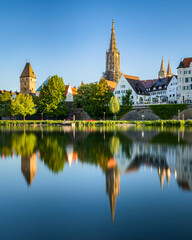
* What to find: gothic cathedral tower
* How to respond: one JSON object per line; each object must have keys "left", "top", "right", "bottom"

{"left": 20, "top": 62, "right": 36, "bottom": 94}
{"left": 104, "top": 20, "right": 121, "bottom": 82}
{"left": 158, "top": 57, "right": 167, "bottom": 79}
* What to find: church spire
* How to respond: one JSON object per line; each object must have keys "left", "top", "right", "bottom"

{"left": 167, "top": 59, "right": 173, "bottom": 77}
{"left": 158, "top": 56, "right": 167, "bottom": 79}
{"left": 109, "top": 20, "right": 117, "bottom": 52}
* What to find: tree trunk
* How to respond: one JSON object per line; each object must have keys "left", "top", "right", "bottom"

{"left": 23, "top": 115, "right": 25, "bottom": 121}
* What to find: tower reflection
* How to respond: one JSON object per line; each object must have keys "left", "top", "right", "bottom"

{"left": 106, "top": 158, "right": 120, "bottom": 223}
{"left": 21, "top": 153, "right": 37, "bottom": 186}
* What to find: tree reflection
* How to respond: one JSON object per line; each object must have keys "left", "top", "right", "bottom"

{"left": 38, "top": 133, "right": 67, "bottom": 173}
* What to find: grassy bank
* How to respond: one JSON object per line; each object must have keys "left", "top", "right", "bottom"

{"left": 0, "top": 119, "right": 192, "bottom": 127}
{"left": 0, "top": 120, "right": 63, "bottom": 125}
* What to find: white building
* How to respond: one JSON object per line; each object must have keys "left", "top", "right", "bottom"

{"left": 65, "top": 84, "right": 77, "bottom": 102}
{"left": 114, "top": 75, "right": 149, "bottom": 105}
{"left": 166, "top": 76, "right": 178, "bottom": 103}
{"left": 177, "top": 58, "right": 192, "bottom": 103}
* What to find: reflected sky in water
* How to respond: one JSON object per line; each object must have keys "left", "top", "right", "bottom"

{"left": 0, "top": 126, "right": 192, "bottom": 240}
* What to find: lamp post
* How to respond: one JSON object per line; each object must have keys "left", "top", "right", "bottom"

{"left": 104, "top": 112, "right": 105, "bottom": 121}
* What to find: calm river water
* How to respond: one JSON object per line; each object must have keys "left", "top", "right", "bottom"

{"left": 0, "top": 126, "right": 192, "bottom": 240}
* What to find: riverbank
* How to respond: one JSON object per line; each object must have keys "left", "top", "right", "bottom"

{"left": 1, "top": 119, "right": 192, "bottom": 127}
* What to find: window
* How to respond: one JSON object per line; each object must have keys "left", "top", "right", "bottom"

{"left": 173, "top": 94, "right": 175, "bottom": 97}
{"left": 189, "top": 70, "right": 191, "bottom": 74}
{"left": 185, "top": 78, "right": 189, "bottom": 83}
{"left": 170, "top": 95, "right": 171, "bottom": 97}
{"left": 120, "top": 85, "right": 126, "bottom": 88}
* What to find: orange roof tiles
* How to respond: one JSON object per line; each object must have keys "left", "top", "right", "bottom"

{"left": 106, "top": 80, "right": 117, "bottom": 91}
{"left": 72, "top": 87, "right": 78, "bottom": 95}
{"left": 124, "top": 75, "right": 140, "bottom": 81}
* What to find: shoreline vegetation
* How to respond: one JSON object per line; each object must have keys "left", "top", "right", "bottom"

{"left": 0, "top": 119, "right": 192, "bottom": 127}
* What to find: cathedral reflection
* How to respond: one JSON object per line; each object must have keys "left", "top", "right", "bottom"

{"left": 106, "top": 158, "right": 120, "bottom": 223}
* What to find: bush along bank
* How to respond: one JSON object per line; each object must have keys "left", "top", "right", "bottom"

{"left": 149, "top": 104, "right": 188, "bottom": 120}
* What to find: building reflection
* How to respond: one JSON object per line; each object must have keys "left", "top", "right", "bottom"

{"left": 106, "top": 158, "right": 120, "bottom": 223}
{"left": 21, "top": 153, "right": 37, "bottom": 186}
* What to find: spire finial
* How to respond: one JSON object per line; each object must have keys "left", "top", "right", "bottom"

{"left": 109, "top": 20, "right": 117, "bottom": 51}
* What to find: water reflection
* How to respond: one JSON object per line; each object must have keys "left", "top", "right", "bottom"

{"left": 0, "top": 126, "right": 192, "bottom": 222}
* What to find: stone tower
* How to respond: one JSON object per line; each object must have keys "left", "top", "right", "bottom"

{"left": 158, "top": 57, "right": 167, "bottom": 79}
{"left": 104, "top": 20, "right": 121, "bottom": 82}
{"left": 20, "top": 62, "right": 36, "bottom": 94}
{"left": 167, "top": 59, "right": 173, "bottom": 77}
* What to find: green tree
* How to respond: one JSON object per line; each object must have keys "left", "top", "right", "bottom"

{"left": 0, "top": 91, "right": 12, "bottom": 118}
{"left": 74, "top": 78, "right": 113, "bottom": 119}
{"left": 38, "top": 75, "right": 68, "bottom": 118}
{"left": 109, "top": 96, "right": 120, "bottom": 118}
{"left": 122, "top": 89, "right": 132, "bottom": 106}
{"left": 11, "top": 93, "right": 36, "bottom": 120}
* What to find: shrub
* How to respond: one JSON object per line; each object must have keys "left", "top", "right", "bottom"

{"left": 150, "top": 104, "right": 188, "bottom": 120}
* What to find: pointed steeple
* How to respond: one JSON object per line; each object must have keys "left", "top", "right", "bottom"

{"left": 158, "top": 56, "right": 167, "bottom": 79}
{"left": 167, "top": 59, "right": 173, "bottom": 77}
{"left": 109, "top": 20, "right": 117, "bottom": 52}
{"left": 160, "top": 56, "right": 166, "bottom": 72}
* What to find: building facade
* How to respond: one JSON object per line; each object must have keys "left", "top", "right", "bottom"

{"left": 20, "top": 62, "right": 36, "bottom": 94}
{"left": 104, "top": 20, "right": 121, "bottom": 82}
{"left": 114, "top": 75, "right": 149, "bottom": 105}
{"left": 167, "top": 76, "right": 178, "bottom": 103}
{"left": 177, "top": 58, "right": 192, "bottom": 103}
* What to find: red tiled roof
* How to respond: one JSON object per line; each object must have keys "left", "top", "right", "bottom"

{"left": 183, "top": 58, "right": 192, "bottom": 68}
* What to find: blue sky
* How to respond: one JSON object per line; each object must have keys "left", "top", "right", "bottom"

{"left": 1, "top": 0, "right": 192, "bottom": 91}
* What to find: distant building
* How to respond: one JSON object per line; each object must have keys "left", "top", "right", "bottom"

{"left": 148, "top": 77, "right": 172, "bottom": 103}
{"left": 36, "top": 76, "right": 51, "bottom": 96}
{"left": 114, "top": 75, "right": 149, "bottom": 105}
{"left": 104, "top": 20, "right": 121, "bottom": 82}
{"left": 177, "top": 58, "right": 192, "bottom": 103}
{"left": 65, "top": 84, "right": 78, "bottom": 102}
{"left": 20, "top": 62, "right": 36, "bottom": 94}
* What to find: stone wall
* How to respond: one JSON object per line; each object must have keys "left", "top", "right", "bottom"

{"left": 173, "top": 108, "right": 192, "bottom": 120}
{"left": 121, "top": 108, "right": 160, "bottom": 121}
{"left": 66, "top": 102, "right": 92, "bottom": 120}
